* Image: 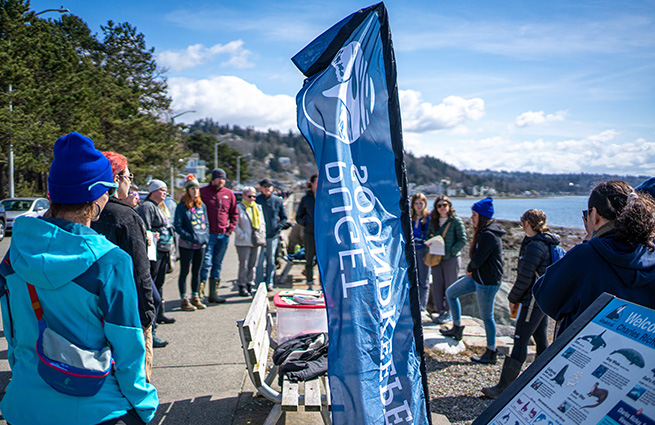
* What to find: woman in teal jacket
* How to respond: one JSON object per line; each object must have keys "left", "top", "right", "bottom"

{"left": 0, "top": 133, "right": 158, "bottom": 424}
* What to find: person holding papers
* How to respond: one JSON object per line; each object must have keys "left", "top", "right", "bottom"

{"left": 426, "top": 195, "right": 467, "bottom": 324}
{"left": 441, "top": 197, "right": 505, "bottom": 365}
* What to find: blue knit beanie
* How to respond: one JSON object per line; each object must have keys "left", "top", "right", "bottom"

{"left": 48, "top": 132, "right": 116, "bottom": 204}
{"left": 635, "top": 177, "right": 655, "bottom": 199}
{"left": 472, "top": 196, "right": 494, "bottom": 219}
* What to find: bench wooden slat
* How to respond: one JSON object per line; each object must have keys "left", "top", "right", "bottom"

{"left": 322, "top": 376, "right": 332, "bottom": 411}
{"left": 243, "top": 283, "right": 270, "bottom": 366}
{"left": 281, "top": 380, "right": 299, "bottom": 411}
{"left": 242, "top": 282, "right": 269, "bottom": 339}
{"left": 251, "top": 326, "right": 271, "bottom": 387}
{"left": 304, "top": 378, "right": 322, "bottom": 411}
{"left": 237, "top": 281, "right": 331, "bottom": 424}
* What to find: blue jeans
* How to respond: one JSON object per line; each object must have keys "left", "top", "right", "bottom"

{"left": 201, "top": 233, "right": 230, "bottom": 282}
{"left": 256, "top": 236, "right": 279, "bottom": 286}
{"left": 446, "top": 275, "right": 500, "bottom": 349}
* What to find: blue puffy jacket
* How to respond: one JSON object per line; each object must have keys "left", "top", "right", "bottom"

{"left": 0, "top": 216, "right": 158, "bottom": 424}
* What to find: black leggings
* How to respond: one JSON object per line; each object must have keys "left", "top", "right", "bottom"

{"left": 510, "top": 299, "right": 549, "bottom": 363}
{"left": 178, "top": 246, "right": 205, "bottom": 298}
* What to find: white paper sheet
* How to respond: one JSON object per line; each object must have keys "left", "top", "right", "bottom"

{"left": 426, "top": 235, "right": 445, "bottom": 255}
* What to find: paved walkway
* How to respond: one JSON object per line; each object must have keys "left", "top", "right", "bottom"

{"left": 0, "top": 231, "right": 458, "bottom": 424}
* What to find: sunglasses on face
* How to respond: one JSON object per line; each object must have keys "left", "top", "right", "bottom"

{"left": 582, "top": 209, "right": 589, "bottom": 220}
{"left": 119, "top": 172, "right": 134, "bottom": 181}
{"left": 245, "top": 195, "right": 256, "bottom": 199}
{"left": 436, "top": 203, "right": 449, "bottom": 208}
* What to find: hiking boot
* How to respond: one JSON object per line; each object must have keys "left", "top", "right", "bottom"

{"left": 440, "top": 324, "right": 465, "bottom": 341}
{"left": 191, "top": 296, "right": 206, "bottom": 309}
{"left": 152, "top": 328, "right": 168, "bottom": 348}
{"left": 472, "top": 348, "right": 498, "bottom": 365}
{"left": 153, "top": 335, "right": 168, "bottom": 348}
{"left": 181, "top": 298, "right": 197, "bottom": 311}
{"left": 482, "top": 357, "right": 523, "bottom": 398}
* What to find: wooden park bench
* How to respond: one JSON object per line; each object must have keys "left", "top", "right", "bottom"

{"left": 236, "top": 282, "right": 332, "bottom": 425}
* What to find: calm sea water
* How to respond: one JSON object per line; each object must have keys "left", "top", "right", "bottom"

{"left": 427, "top": 196, "right": 588, "bottom": 229}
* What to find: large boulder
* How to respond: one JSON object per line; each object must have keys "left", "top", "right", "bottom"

{"left": 459, "top": 281, "right": 513, "bottom": 326}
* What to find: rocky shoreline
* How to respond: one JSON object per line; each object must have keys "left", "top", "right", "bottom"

{"left": 460, "top": 218, "right": 587, "bottom": 284}
{"left": 424, "top": 220, "right": 586, "bottom": 424}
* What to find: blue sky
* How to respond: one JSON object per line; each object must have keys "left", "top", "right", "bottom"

{"left": 30, "top": 0, "right": 655, "bottom": 175}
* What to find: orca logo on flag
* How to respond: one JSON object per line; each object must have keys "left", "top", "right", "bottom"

{"left": 302, "top": 41, "right": 375, "bottom": 145}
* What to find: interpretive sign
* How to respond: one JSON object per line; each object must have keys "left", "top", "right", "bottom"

{"left": 475, "top": 293, "right": 655, "bottom": 425}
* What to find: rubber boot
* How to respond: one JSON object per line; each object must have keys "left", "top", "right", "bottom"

{"left": 440, "top": 324, "right": 465, "bottom": 341}
{"left": 198, "top": 281, "right": 206, "bottom": 302}
{"left": 471, "top": 348, "right": 498, "bottom": 364}
{"left": 156, "top": 300, "right": 176, "bottom": 324}
{"left": 208, "top": 278, "right": 226, "bottom": 303}
{"left": 482, "top": 357, "right": 523, "bottom": 398}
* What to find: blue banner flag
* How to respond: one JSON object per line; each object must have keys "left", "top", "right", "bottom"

{"left": 292, "top": 3, "right": 430, "bottom": 424}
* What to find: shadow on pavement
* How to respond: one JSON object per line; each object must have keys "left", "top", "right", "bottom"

{"left": 154, "top": 395, "right": 238, "bottom": 424}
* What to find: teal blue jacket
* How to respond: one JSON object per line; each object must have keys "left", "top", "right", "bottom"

{"left": 0, "top": 216, "right": 158, "bottom": 424}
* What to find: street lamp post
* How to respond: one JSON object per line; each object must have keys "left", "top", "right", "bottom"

{"left": 35, "top": 7, "right": 69, "bottom": 16}
{"left": 235, "top": 154, "right": 250, "bottom": 187}
{"left": 214, "top": 141, "right": 226, "bottom": 170}
{"left": 169, "top": 110, "right": 196, "bottom": 192}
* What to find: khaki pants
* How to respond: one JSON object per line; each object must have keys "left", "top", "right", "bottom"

{"left": 143, "top": 326, "right": 153, "bottom": 382}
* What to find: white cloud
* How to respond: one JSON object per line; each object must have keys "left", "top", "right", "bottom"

{"left": 158, "top": 40, "right": 253, "bottom": 72}
{"left": 515, "top": 110, "right": 567, "bottom": 128}
{"left": 409, "top": 130, "right": 655, "bottom": 175}
{"left": 399, "top": 90, "right": 485, "bottom": 132}
{"left": 168, "top": 76, "right": 296, "bottom": 132}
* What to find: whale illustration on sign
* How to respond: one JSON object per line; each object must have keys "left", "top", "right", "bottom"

{"left": 576, "top": 330, "right": 607, "bottom": 351}
{"left": 302, "top": 40, "right": 375, "bottom": 145}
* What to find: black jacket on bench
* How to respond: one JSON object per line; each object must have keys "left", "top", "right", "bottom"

{"left": 273, "top": 332, "right": 328, "bottom": 384}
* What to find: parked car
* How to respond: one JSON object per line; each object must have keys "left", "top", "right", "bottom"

{"left": 0, "top": 203, "right": 6, "bottom": 241}
{"left": 1, "top": 197, "right": 50, "bottom": 233}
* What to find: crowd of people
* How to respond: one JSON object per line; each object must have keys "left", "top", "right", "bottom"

{"left": 0, "top": 132, "right": 315, "bottom": 425}
{"left": 1, "top": 131, "right": 654, "bottom": 423}
{"left": 416, "top": 178, "right": 655, "bottom": 401}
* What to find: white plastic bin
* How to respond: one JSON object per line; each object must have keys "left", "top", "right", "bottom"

{"left": 274, "top": 291, "right": 328, "bottom": 343}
